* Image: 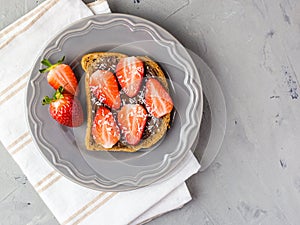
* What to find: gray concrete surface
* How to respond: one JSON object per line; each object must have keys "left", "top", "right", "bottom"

{"left": 0, "top": 142, "right": 57, "bottom": 225}
{"left": 1, "top": 0, "right": 300, "bottom": 224}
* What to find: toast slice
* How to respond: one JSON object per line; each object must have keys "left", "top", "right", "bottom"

{"left": 81, "top": 52, "right": 172, "bottom": 152}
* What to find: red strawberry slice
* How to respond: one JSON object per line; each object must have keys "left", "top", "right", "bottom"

{"left": 42, "top": 87, "right": 83, "bottom": 127}
{"left": 145, "top": 78, "right": 173, "bottom": 118}
{"left": 92, "top": 106, "right": 120, "bottom": 148}
{"left": 40, "top": 56, "right": 78, "bottom": 96}
{"left": 89, "top": 70, "right": 121, "bottom": 109}
{"left": 116, "top": 56, "right": 144, "bottom": 97}
{"left": 117, "top": 104, "right": 147, "bottom": 145}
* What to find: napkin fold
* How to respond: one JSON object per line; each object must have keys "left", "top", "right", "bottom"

{"left": 0, "top": 0, "right": 200, "bottom": 224}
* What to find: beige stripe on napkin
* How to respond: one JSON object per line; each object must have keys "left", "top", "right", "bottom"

{"left": 37, "top": 175, "right": 62, "bottom": 193}
{"left": 6, "top": 131, "right": 30, "bottom": 150}
{"left": 6, "top": 131, "right": 32, "bottom": 155}
{"left": 10, "top": 138, "right": 32, "bottom": 155}
{"left": 0, "top": 0, "right": 61, "bottom": 49}
{"left": 61, "top": 192, "right": 107, "bottom": 225}
{"left": 0, "top": 0, "right": 56, "bottom": 38}
{"left": 0, "top": 71, "right": 30, "bottom": 99}
{"left": 72, "top": 193, "right": 118, "bottom": 225}
{"left": 0, "top": 70, "right": 29, "bottom": 106}
{"left": 34, "top": 171, "right": 58, "bottom": 188}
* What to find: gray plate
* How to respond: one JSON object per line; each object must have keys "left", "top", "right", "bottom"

{"left": 26, "top": 13, "right": 203, "bottom": 191}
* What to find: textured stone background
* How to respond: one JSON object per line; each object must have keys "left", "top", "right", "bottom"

{"left": 1, "top": 0, "right": 300, "bottom": 224}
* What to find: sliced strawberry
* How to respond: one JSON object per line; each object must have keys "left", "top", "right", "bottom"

{"left": 92, "top": 107, "right": 120, "bottom": 148}
{"left": 117, "top": 104, "right": 147, "bottom": 145}
{"left": 145, "top": 78, "right": 173, "bottom": 118}
{"left": 116, "top": 56, "right": 144, "bottom": 97}
{"left": 40, "top": 56, "right": 78, "bottom": 96}
{"left": 89, "top": 70, "right": 121, "bottom": 109}
{"left": 42, "top": 87, "right": 83, "bottom": 127}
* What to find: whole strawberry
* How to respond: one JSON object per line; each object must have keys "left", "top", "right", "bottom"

{"left": 40, "top": 56, "right": 78, "bottom": 96}
{"left": 42, "top": 87, "right": 83, "bottom": 127}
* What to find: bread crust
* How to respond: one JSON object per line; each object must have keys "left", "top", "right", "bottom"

{"left": 81, "top": 52, "right": 171, "bottom": 152}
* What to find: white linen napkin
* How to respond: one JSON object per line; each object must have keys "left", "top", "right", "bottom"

{"left": 0, "top": 0, "right": 200, "bottom": 224}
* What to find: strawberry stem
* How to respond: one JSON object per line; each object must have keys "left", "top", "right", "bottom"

{"left": 57, "top": 56, "right": 65, "bottom": 64}
{"left": 42, "top": 96, "right": 53, "bottom": 105}
{"left": 42, "top": 86, "right": 64, "bottom": 105}
{"left": 39, "top": 56, "right": 65, "bottom": 73}
{"left": 41, "top": 59, "right": 52, "bottom": 67}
